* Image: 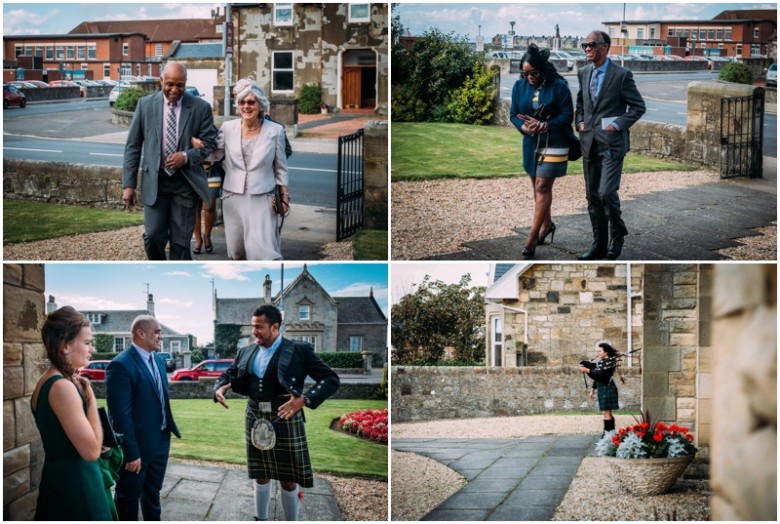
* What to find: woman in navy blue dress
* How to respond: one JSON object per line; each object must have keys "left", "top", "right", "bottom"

{"left": 510, "top": 44, "right": 578, "bottom": 258}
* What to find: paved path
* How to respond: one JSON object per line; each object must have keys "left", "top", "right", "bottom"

{"left": 426, "top": 157, "right": 777, "bottom": 261}
{"left": 392, "top": 435, "right": 597, "bottom": 521}
{"left": 160, "top": 462, "right": 341, "bottom": 521}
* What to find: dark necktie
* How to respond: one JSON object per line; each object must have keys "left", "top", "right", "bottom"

{"left": 589, "top": 69, "right": 600, "bottom": 104}
{"left": 149, "top": 354, "right": 167, "bottom": 429}
{"left": 164, "top": 102, "right": 177, "bottom": 175}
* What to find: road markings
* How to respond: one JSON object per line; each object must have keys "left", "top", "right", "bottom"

{"left": 90, "top": 153, "right": 123, "bottom": 157}
{"left": 4, "top": 146, "right": 63, "bottom": 153}
{"left": 290, "top": 167, "right": 337, "bottom": 173}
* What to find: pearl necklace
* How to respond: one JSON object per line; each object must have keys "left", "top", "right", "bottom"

{"left": 245, "top": 120, "right": 261, "bottom": 132}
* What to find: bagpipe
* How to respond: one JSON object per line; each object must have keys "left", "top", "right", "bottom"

{"left": 579, "top": 348, "right": 642, "bottom": 389}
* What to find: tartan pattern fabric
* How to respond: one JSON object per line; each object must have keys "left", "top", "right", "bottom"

{"left": 245, "top": 404, "right": 313, "bottom": 487}
{"left": 595, "top": 380, "right": 620, "bottom": 411}
{"left": 163, "top": 102, "right": 177, "bottom": 175}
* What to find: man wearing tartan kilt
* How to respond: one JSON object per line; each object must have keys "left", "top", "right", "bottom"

{"left": 214, "top": 305, "right": 339, "bottom": 521}
{"left": 580, "top": 341, "right": 620, "bottom": 436}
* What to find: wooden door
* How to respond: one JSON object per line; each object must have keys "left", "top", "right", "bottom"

{"left": 343, "top": 67, "right": 361, "bottom": 109}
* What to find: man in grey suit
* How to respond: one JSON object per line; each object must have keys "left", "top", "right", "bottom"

{"left": 123, "top": 61, "right": 217, "bottom": 260}
{"left": 575, "top": 31, "right": 645, "bottom": 260}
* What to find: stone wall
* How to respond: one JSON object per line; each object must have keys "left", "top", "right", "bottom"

{"left": 391, "top": 365, "right": 641, "bottom": 422}
{"left": 3, "top": 159, "right": 127, "bottom": 209}
{"left": 363, "top": 121, "right": 388, "bottom": 230}
{"left": 711, "top": 265, "right": 776, "bottom": 521}
{"left": 642, "top": 264, "right": 713, "bottom": 444}
{"left": 3, "top": 264, "right": 47, "bottom": 521}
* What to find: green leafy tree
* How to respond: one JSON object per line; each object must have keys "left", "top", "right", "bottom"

{"left": 392, "top": 27, "right": 482, "bottom": 122}
{"left": 214, "top": 324, "right": 243, "bottom": 359}
{"left": 190, "top": 348, "right": 205, "bottom": 365}
{"left": 718, "top": 62, "right": 753, "bottom": 85}
{"left": 297, "top": 83, "right": 323, "bottom": 114}
{"left": 93, "top": 333, "right": 115, "bottom": 353}
{"left": 448, "top": 63, "right": 497, "bottom": 125}
{"left": 391, "top": 275, "right": 485, "bottom": 365}
{"left": 114, "top": 87, "right": 149, "bottom": 112}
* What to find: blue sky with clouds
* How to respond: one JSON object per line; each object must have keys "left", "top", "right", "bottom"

{"left": 44, "top": 262, "right": 388, "bottom": 345}
{"left": 394, "top": 2, "right": 776, "bottom": 40}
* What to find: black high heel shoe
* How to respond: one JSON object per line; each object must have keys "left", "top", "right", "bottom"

{"left": 538, "top": 222, "right": 556, "bottom": 245}
{"left": 193, "top": 241, "right": 202, "bottom": 255}
{"left": 521, "top": 246, "right": 535, "bottom": 258}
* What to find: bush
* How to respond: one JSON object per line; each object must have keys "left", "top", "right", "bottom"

{"left": 190, "top": 348, "right": 205, "bottom": 365}
{"left": 94, "top": 334, "right": 115, "bottom": 353}
{"left": 91, "top": 352, "right": 119, "bottom": 361}
{"left": 375, "top": 364, "right": 388, "bottom": 399}
{"left": 448, "top": 63, "right": 497, "bottom": 125}
{"left": 718, "top": 62, "right": 753, "bottom": 85}
{"left": 318, "top": 352, "right": 364, "bottom": 368}
{"left": 298, "top": 83, "right": 323, "bottom": 114}
{"left": 114, "top": 87, "right": 149, "bottom": 112}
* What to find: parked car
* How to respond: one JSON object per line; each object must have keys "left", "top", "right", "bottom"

{"left": 25, "top": 80, "right": 50, "bottom": 88}
{"left": 77, "top": 360, "right": 112, "bottom": 380}
{"left": 3, "top": 84, "right": 26, "bottom": 109}
{"left": 765, "top": 63, "right": 777, "bottom": 87}
{"left": 548, "top": 50, "right": 574, "bottom": 70}
{"left": 108, "top": 83, "right": 131, "bottom": 106}
{"left": 158, "top": 352, "right": 176, "bottom": 372}
{"left": 10, "top": 80, "right": 38, "bottom": 89}
{"left": 485, "top": 51, "right": 510, "bottom": 59}
{"left": 49, "top": 79, "right": 86, "bottom": 96}
{"left": 171, "top": 359, "right": 234, "bottom": 381}
{"left": 185, "top": 86, "right": 204, "bottom": 97}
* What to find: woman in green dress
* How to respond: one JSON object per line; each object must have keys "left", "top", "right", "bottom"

{"left": 31, "top": 306, "right": 114, "bottom": 520}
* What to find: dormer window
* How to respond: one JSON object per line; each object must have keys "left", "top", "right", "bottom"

{"left": 87, "top": 313, "right": 103, "bottom": 325}
{"left": 299, "top": 304, "right": 310, "bottom": 320}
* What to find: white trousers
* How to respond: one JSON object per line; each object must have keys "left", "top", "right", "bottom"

{"left": 222, "top": 190, "right": 282, "bottom": 260}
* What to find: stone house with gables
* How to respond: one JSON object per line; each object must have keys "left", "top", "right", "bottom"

{"left": 231, "top": 3, "right": 388, "bottom": 115}
{"left": 45, "top": 293, "right": 193, "bottom": 358}
{"left": 214, "top": 264, "right": 387, "bottom": 365}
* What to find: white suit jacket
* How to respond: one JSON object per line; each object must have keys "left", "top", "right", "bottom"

{"left": 218, "top": 118, "right": 289, "bottom": 195}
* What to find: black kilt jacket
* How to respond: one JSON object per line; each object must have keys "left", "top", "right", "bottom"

{"left": 213, "top": 338, "right": 340, "bottom": 413}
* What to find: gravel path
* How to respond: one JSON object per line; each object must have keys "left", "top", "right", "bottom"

{"left": 391, "top": 169, "right": 776, "bottom": 260}
{"left": 391, "top": 414, "right": 711, "bottom": 521}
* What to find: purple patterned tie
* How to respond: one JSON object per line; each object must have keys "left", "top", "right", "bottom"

{"left": 164, "top": 102, "right": 177, "bottom": 176}
{"left": 589, "top": 69, "right": 600, "bottom": 104}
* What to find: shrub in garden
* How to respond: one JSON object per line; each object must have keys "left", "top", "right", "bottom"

{"left": 718, "top": 62, "right": 753, "bottom": 85}
{"left": 297, "top": 83, "right": 323, "bottom": 114}
{"left": 338, "top": 408, "right": 388, "bottom": 444}
{"left": 448, "top": 63, "right": 497, "bottom": 125}
{"left": 114, "top": 87, "right": 149, "bottom": 112}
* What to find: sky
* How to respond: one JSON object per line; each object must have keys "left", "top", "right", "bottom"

{"left": 391, "top": 262, "right": 494, "bottom": 304}
{"left": 43, "top": 262, "right": 389, "bottom": 345}
{"left": 394, "top": 1, "right": 776, "bottom": 40}
{"left": 3, "top": 2, "right": 222, "bottom": 35}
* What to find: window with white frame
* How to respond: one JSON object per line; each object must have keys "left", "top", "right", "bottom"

{"left": 103, "top": 64, "right": 111, "bottom": 78}
{"left": 155, "top": 43, "right": 163, "bottom": 56}
{"left": 349, "top": 4, "right": 371, "bottom": 23}
{"left": 293, "top": 335, "right": 317, "bottom": 349}
{"left": 87, "top": 313, "right": 103, "bottom": 325}
{"left": 46, "top": 46, "right": 53, "bottom": 59}
{"left": 299, "top": 304, "right": 310, "bottom": 320}
{"left": 754, "top": 28, "right": 760, "bottom": 39}
{"left": 750, "top": 44, "right": 761, "bottom": 57}
{"left": 122, "top": 43, "right": 129, "bottom": 56}
{"left": 80, "top": 63, "right": 88, "bottom": 71}
{"left": 736, "top": 43, "right": 742, "bottom": 56}
{"left": 66, "top": 46, "right": 74, "bottom": 59}
{"left": 349, "top": 336, "right": 363, "bottom": 352}
{"left": 114, "top": 337, "right": 125, "bottom": 352}
{"left": 637, "top": 27, "right": 644, "bottom": 39}
{"left": 274, "top": 3, "right": 293, "bottom": 26}
{"left": 725, "top": 29, "right": 732, "bottom": 40}
{"left": 170, "top": 340, "right": 181, "bottom": 353}
{"left": 272, "top": 51, "right": 294, "bottom": 92}
{"left": 77, "top": 46, "right": 85, "bottom": 60}
{"left": 88, "top": 45, "right": 96, "bottom": 59}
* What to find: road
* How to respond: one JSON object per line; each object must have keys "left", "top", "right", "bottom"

{"left": 3, "top": 98, "right": 339, "bottom": 208}
{"left": 500, "top": 70, "right": 777, "bottom": 157}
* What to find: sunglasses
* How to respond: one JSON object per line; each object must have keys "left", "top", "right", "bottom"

{"left": 239, "top": 99, "right": 258, "bottom": 106}
{"left": 581, "top": 41, "right": 605, "bottom": 50}
{"left": 520, "top": 70, "right": 541, "bottom": 78}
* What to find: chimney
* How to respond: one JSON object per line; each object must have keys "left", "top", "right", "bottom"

{"left": 263, "top": 274, "right": 272, "bottom": 303}
{"left": 147, "top": 293, "right": 155, "bottom": 316}
{"left": 47, "top": 295, "right": 58, "bottom": 313}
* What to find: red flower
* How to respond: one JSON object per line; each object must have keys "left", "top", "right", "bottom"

{"left": 637, "top": 431, "right": 646, "bottom": 439}
{"left": 685, "top": 433, "right": 694, "bottom": 441}
{"left": 653, "top": 431, "right": 663, "bottom": 442}
{"left": 656, "top": 422, "right": 666, "bottom": 431}
{"left": 640, "top": 422, "right": 650, "bottom": 430}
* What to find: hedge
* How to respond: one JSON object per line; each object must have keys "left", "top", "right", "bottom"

{"left": 318, "top": 352, "right": 364, "bottom": 368}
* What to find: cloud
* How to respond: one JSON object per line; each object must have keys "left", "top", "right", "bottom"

{"left": 51, "top": 293, "right": 138, "bottom": 311}
{"left": 158, "top": 298, "right": 194, "bottom": 308}
{"left": 162, "top": 3, "right": 217, "bottom": 20}
{"left": 164, "top": 271, "right": 193, "bottom": 277}
{"left": 3, "top": 8, "right": 60, "bottom": 35}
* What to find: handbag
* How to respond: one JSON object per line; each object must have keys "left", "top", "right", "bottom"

{"left": 98, "top": 407, "right": 123, "bottom": 448}
{"left": 567, "top": 131, "right": 582, "bottom": 161}
{"left": 532, "top": 103, "right": 559, "bottom": 121}
{"left": 271, "top": 185, "right": 290, "bottom": 232}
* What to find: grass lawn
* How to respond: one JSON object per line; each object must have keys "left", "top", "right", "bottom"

{"left": 98, "top": 398, "right": 387, "bottom": 479}
{"left": 391, "top": 122, "right": 697, "bottom": 181}
{"left": 353, "top": 229, "right": 388, "bottom": 260}
{"left": 4, "top": 200, "right": 143, "bottom": 244}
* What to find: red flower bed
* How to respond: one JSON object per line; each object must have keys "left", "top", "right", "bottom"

{"left": 338, "top": 409, "right": 388, "bottom": 444}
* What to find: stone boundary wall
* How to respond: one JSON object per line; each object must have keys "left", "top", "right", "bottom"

{"left": 110, "top": 108, "right": 134, "bottom": 127}
{"left": 3, "top": 159, "right": 128, "bottom": 209}
{"left": 364, "top": 121, "right": 388, "bottom": 230}
{"left": 15, "top": 86, "right": 113, "bottom": 102}
{"left": 391, "top": 365, "right": 641, "bottom": 423}
{"left": 90, "top": 378, "right": 379, "bottom": 401}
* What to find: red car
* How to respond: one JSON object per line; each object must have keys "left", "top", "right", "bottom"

{"left": 3, "top": 84, "right": 26, "bottom": 109}
{"left": 171, "top": 359, "right": 233, "bottom": 381}
{"left": 49, "top": 80, "right": 85, "bottom": 96}
{"left": 77, "top": 360, "right": 112, "bottom": 380}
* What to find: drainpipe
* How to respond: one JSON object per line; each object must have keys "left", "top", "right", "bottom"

{"left": 626, "top": 263, "right": 642, "bottom": 368}
{"left": 487, "top": 301, "right": 528, "bottom": 367}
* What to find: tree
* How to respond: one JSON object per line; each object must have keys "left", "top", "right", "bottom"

{"left": 94, "top": 333, "right": 115, "bottom": 353}
{"left": 448, "top": 62, "right": 497, "bottom": 125}
{"left": 214, "top": 324, "right": 243, "bottom": 359}
{"left": 392, "top": 28, "right": 482, "bottom": 122}
{"left": 391, "top": 275, "right": 486, "bottom": 365}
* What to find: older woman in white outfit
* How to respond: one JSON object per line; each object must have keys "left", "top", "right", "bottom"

{"left": 219, "top": 78, "right": 289, "bottom": 260}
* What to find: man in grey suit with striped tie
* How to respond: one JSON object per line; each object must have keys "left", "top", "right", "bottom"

{"left": 576, "top": 31, "right": 645, "bottom": 260}
{"left": 122, "top": 61, "right": 217, "bottom": 260}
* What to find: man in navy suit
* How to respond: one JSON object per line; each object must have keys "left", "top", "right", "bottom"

{"left": 106, "top": 315, "right": 181, "bottom": 521}
{"left": 576, "top": 30, "right": 645, "bottom": 260}
{"left": 123, "top": 61, "right": 216, "bottom": 260}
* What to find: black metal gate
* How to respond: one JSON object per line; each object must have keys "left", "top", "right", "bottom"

{"left": 720, "top": 91, "right": 764, "bottom": 178}
{"left": 336, "top": 128, "right": 364, "bottom": 240}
